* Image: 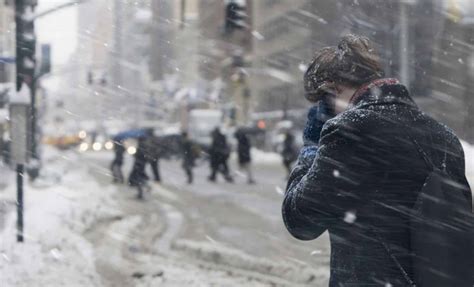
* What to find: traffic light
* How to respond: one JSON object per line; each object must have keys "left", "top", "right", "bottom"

{"left": 16, "top": 4, "right": 36, "bottom": 91}
{"left": 225, "top": 0, "right": 247, "bottom": 34}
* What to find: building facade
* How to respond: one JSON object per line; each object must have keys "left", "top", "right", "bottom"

{"left": 0, "top": 0, "right": 16, "bottom": 91}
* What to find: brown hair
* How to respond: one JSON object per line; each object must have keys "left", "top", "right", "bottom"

{"left": 304, "top": 35, "right": 384, "bottom": 102}
{"left": 332, "top": 34, "right": 384, "bottom": 87}
{"left": 303, "top": 46, "right": 338, "bottom": 103}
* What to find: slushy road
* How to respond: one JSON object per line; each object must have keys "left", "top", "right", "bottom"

{"left": 84, "top": 151, "right": 331, "bottom": 286}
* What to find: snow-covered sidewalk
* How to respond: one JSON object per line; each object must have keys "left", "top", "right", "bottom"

{"left": 0, "top": 148, "right": 119, "bottom": 286}
{"left": 0, "top": 148, "right": 294, "bottom": 286}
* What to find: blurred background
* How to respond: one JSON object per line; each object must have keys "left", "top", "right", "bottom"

{"left": 0, "top": 1, "right": 473, "bottom": 286}
{"left": 1, "top": 0, "right": 473, "bottom": 151}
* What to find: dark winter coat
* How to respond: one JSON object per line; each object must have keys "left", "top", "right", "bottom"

{"left": 209, "top": 130, "right": 230, "bottom": 166}
{"left": 182, "top": 138, "right": 196, "bottom": 167}
{"left": 112, "top": 142, "right": 125, "bottom": 165}
{"left": 129, "top": 138, "right": 148, "bottom": 186}
{"left": 282, "top": 78, "right": 472, "bottom": 286}
{"left": 142, "top": 136, "right": 162, "bottom": 161}
{"left": 236, "top": 133, "right": 251, "bottom": 165}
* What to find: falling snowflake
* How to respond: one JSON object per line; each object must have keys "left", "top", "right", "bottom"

{"left": 344, "top": 211, "right": 357, "bottom": 224}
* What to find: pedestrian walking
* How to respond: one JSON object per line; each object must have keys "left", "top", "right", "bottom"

{"left": 110, "top": 139, "right": 125, "bottom": 183}
{"left": 208, "top": 128, "right": 233, "bottom": 183}
{"left": 142, "top": 130, "right": 162, "bottom": 182}
{"left": 128, "top": 136, "right": 150, "bottom": 199}
{"left": 282, "top": 35, "right": 473, "bottom": 286}
{"left": 181, "top": 132, "right": 198, "bottom": 184}
{"left": 235, "top": 129, "right": 255, "bottom": 184}
{"left": 281, "top": 132, "right": 297, "bottom": 177}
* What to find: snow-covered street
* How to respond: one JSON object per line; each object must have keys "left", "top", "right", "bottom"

{"left": 1, "top": 140, "right": 473, "bottom": 286}
{"left": 1, "top": 147, "right": 330, "bottom": 286}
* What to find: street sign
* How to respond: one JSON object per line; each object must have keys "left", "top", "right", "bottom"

{"left": 9, "top": 85, "right": 31, "bottom": 165}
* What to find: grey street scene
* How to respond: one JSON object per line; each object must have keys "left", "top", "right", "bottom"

{"left": 1, "top": 0, "right": 474, "bottom": 286}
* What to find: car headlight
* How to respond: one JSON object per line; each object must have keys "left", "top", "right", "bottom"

{"left": 92, "top": 142, "right": 102, "bottom": 151}
{"left": 79, "top": 142, "right": 89, "bottom": 152}
{"left": 127, "top": 146, "right": 137, "bottom": 155}
{"left": 104, "top": 141, "right": 114, "bottom": 150}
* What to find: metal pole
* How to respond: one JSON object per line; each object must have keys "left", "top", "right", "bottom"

{"left": 31, "top": 76, "right": 37, "bottom": 160}
{"left": 399, "top": 2, "right": 409, "bottom": 87}
{"left": 180, "top": 0, "right": 186, "bottom": 29}
{"left": 16, "top": 164, "right": 24, "bottom": 242}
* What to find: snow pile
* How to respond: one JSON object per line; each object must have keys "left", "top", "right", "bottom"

{"left": 133, "top": 260, "right": 272, "bottom": 287}
{"left": 172, "top": 239, "right": 328, "bottom": 285}
{"left": 250, "top": 148, "right": 282, "bottom": 165}
{"left": 0, "top": 148, "right": 120, "bottom": 286}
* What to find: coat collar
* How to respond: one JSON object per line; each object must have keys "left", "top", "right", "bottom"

{"left": 348, "top": 78, "right": 417, "bottom": 110}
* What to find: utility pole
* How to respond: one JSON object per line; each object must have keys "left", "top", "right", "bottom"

{"left": 113, "top": 1, "right": 123, "bottom": 87}
{"left": 399, "top": 0, "right": 409, "bottom": 87}
{"left": 399, "top": 0, "right": 417, "bottom": 88}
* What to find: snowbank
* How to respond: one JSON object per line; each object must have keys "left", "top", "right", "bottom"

{"left": 251, "top": 148, "right": 282, "bottom": 165}
{"left": 0, "top": 148, "right": 120, "bottom": 286}
{"left": 172, "top": 239, "right": 328, "bottom": 285}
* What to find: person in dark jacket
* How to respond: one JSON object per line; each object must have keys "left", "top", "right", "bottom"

{"left": 181, "top": 131, "right": 197, "bottom": 184}
{"left": 281, "top": 132, "right": 298, "bottom": 176}
{"left": 282, "top": 35, "right": 472, "bottom": 286}
{"left": 142, "top": 132, "right": 162, "bottom": 182}
{"left": 128, "top": 136, "right": 148, "bottom": 190}
{"left": 208, "top": 128, "right": 233, "bottom": 182}
{"left": 110, "top": 139, "right": 125, "bottom": 183}
{"left": 235, "top": 129, "right": 255, "bottom": 184}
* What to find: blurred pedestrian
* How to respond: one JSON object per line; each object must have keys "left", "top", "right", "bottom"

{"left": 208, "top": 128, "right": 233, "bottom": 183}
{"left": 181, "top": 132, "right": 198, "bottom": 184}
{"left": 128, "top": 136, "right": 149, "bottom": 198}
{"left": 143, "top": 129, "right": 162, "bottom": 182}
{"left": 235, "top": 129, "right": 255, "bottom": 184}
{"left": 110, "top": 139, "right": 125, "bottom": 183}
{"left": 283, "top": 35, "right": 473, "bottom": 286}
{"left": 281, "top": 131, "right": 297, "bottom": 176}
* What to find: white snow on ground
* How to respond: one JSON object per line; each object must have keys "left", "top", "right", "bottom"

{"left": 250, "top": 148, "right": 282, "bottom": 165}
{"left": 228, "top": 148, "right": 282, "bottom": 165}
{"left": 172, "top": 239, "right": 328, "bottom": 285}
{"left": 0, "top": 140, "right": 473, "bottom": 286}
{"left": 0, "top": 148, "right": 120, "bottom": 286}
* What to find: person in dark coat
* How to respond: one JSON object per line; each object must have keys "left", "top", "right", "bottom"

{"left": 110, "top": 139, "right": 125, "bottom": 183}
{"left": 281, "top": 132, "right": 297, "bottom": 176}
{"left": 181, "top": 132, "right": 197, "bottom": 184}
{"left": 282, "top": 35, "right": 472, "bottom": 286}
{"left": 128, "top": 136, "right": 148, "bottom": 189}
{"left": 235, "top": 129, "right": 255, "bottom": 184}
{"left": 142, "top": 132, "right": 162, "bottom": 182}
{"left": 208, "top": 128, "right": 233, "bottom": 182}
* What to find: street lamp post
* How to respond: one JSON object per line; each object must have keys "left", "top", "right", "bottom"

{"left": 9, "top": 84, "right": 31, "bottom": 242}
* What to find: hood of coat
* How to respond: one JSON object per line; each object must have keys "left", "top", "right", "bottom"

{"left": 348, "top": 78, "right": 417, "bottom": 110}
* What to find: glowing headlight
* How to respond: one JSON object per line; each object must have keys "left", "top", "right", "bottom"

{"left": 78, "top": 130, "right": 87, "bottom": 139}
{"left": 104, "top": 141, "right": 114, "bottom": 150}
{"left": 92, "top": 142, "right": 102, "bottom": 151}
{"left": 127, "top": 146, "right": 137, "bottom": 155}
{"left": 79, "top": 142, "right": 89, "bottom": 152}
